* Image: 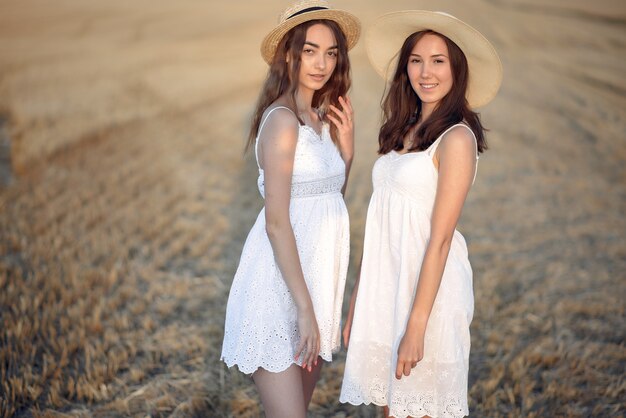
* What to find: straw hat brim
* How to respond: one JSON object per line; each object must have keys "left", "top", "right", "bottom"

{"left": 261, "top": 9, "right": 361, "bottom": 64}
{"left": 366, "top": 10, "right": 502, "bottom": 108}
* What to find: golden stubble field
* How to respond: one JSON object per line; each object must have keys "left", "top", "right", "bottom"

{"left": 1, "top": 0, "right": 625, "bottom": 417}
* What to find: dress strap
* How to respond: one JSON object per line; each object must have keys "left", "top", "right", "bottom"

{"left": 255, "top": 106, "right": 296, "bottom": 170}
{"left": 427, "top": 123, "right": 480, "bottom": 184}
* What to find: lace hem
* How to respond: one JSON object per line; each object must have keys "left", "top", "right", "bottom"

{"left": 258, "top": 173, "right": 345, "bottom": 199}
{"left": 221, "top": 344, "right": 340, "bottom": 375}
{"left": 340, "top": 379, "right": 468, "bottom": 418}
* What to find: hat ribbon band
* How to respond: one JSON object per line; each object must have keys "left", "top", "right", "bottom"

{"left": 287, "top": 6, "right": 328, "bottom": 20}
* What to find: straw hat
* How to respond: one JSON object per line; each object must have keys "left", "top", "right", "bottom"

{"left": 366, "top": 10, "right": 502, "bottom": 108}
{"left": 261, "top": 0, "right": 361, "bottom": 64}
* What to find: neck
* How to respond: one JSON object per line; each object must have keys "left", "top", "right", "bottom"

{"left": 294, "top": 87, "right": 314, "bottom": 114}
{"left": 419, "top": 103, "right": 435, "bottom": 123}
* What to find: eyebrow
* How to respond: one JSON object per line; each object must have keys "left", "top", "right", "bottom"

{"left": 410, "top": 53, "right": 448, "bottom": 58}
{"left": 304, "top": 41, "right": 338, "bottom": 49}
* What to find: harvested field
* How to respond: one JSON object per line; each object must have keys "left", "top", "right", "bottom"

{"left": 1, "top": 0, "right": 625, "bottom": 417}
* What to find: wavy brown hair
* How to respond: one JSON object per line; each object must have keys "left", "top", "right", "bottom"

{"left": 378, "top": 30, "right": 487, "bottom": 154}
{"left": 246, "top": 19, "right": 351, "bottom": 151}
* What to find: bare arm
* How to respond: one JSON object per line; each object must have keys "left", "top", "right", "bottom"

{"left": 395, "top": 126, "right": 477, "bottom": 379}
{"left": 259, "top": 108, "right": 320, "bottom": 371}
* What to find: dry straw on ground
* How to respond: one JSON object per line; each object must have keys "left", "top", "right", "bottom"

{"left": 1, "top": 0, "right": 625, "bottom": 417}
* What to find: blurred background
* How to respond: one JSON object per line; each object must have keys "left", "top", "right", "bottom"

{"left": 0, "top": 0, "right": 624, "bottom": 416}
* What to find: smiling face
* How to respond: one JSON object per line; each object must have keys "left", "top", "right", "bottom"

{"left": 297, "top": 23, "right": 338, "bottom": 93}
{"left": 406, "top": 33, "right": 453, "bottom": 115}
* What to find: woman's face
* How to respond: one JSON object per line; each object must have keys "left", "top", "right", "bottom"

{"left": 406, "top": 33, "right": 453, "bottom": 111}
{"left": 298, "top": 23, "right": 338, "bottom": 93}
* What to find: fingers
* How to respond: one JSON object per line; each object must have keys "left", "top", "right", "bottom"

{"left": 403, "top": 362, "right": 412, "bottom": 377}
{"left": 395, "top": 359, "right": 414, "bottom": 379}
{"left": 335, "top": 95, "right": 353, "bottom": 114}
{"left": 395, "top": 360, "right": 404, "bottom": 380}
{"left": 306, "top": 339, "right": 315, "bottom": 370}
{"left": 296, "top": 335, "right": 320, "bottom": 372}
{"left": 313, "top": 337, "right": 320, "bottom": 366}
{"left": 309, "top": 335, "right": 320, "bottom": 371}
{"left": 339, "top": 95, "right": 353, "bottom": 119}
{"left": 395, "top": 357, "right": 422, "bottom": 379}
{"left": 328, "top": 105, "right": 351, "bottom": 126}
{"left": 294, "top": 339, "right": 306, "bottom": 362}
{"left": 328, "top": 96, "right": 354, "bottom": 126}
{"left": 307, "top": 337, "right": 320, "bottom": 371}
{"left": 326, "top": 113, "right": 342, "bottom": 130}
{"left": 295, "top": 310, "right": 320, "bottom": 372}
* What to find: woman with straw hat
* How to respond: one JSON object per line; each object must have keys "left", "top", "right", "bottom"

{"left": 220, "top": 1, "right": 360, "bottom": 416}
{"left": 340, "top": 11, "right": 502, "bottom": 418}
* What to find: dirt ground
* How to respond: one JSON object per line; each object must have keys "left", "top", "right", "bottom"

{"left": 1, "top": 0, "right": 625, "bottom": 417}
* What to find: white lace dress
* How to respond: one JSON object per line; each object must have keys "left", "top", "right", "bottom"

{"left": 340, "top": 124, "right": 477, "bottom": 418}
{"left": 221, "top": 106, "right": 350, "bottom": 374}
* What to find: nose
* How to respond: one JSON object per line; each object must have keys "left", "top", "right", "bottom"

{"left": 315, "top": 52, "right": 326, "bottom": 70}
{"left": 420, "top": 62, "right": 432, "bottom": 78}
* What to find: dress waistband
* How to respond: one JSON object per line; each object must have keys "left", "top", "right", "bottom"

{"left": 259, "top": 173, "right": 345, "bottom": 199}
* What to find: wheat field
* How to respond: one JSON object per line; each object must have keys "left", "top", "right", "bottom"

{"left": 1, "top": 0, "right": 625, "bottom": 417}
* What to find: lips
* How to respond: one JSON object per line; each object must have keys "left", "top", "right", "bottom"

{"left": 420, "top": 83, "right": 438, "bottom": 90}
{"left": 310, "top": 74, "right": 326, "bottom": 81}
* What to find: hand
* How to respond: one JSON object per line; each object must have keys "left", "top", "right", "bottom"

{"left": 395, "top": 327, "right": 425, "bottom": 379}
{"left": 327, "top": 96, "right": 354, "bottom": 162}
{"left": 294, "top": 305, "right": 320, "bottom": 372}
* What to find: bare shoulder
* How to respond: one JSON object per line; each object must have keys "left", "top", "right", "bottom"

{"left": 259, "top": 106, "right": 299, "bottom": 144}
{"left": 439, "top": 125, "right": 477, "bottom": 157}
{"left": 259, "top": 105, "right": 299, "bottom": 159}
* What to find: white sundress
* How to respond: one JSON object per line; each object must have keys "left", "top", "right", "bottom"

{"left": 340, "top": 124, "right": 478, "bottom": 418}
{"left": 221, "top": 106, "right": 350, "bottom": 374}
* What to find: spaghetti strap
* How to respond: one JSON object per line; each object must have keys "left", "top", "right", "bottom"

{"left": 258, "top": 106, "right": 295, "bottom": 135}
{"left": 254, "top": 106, "right": 296, "bottom": 170}
{"left": 427, "top": 123, "right": 480, "bottom": 184}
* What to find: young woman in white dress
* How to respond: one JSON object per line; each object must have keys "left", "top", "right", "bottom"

{"left": 220, "top": 1, "right": 360, "bottom": 417}
{"left": 340, "top": 11, "right": 502, "bottom": 418}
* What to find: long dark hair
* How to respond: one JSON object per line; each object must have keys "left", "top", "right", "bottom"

{"left": 247, "top": 20, "right": 351, "bottom": 150}
{"left": 378, "top": 30, "right": 487, "bottom": 154}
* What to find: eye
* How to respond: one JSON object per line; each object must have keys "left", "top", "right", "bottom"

{"left": 303, "top": 48, "right": 314, "bottom": 55}
{"left": 434, "top": 59, "right": 445, "bottom": 64}
{"left": 327, "top": 50, "right": 338, "bottom": 57}
{"left": 410, "top": 58, "right": 421, "bottom": 63}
